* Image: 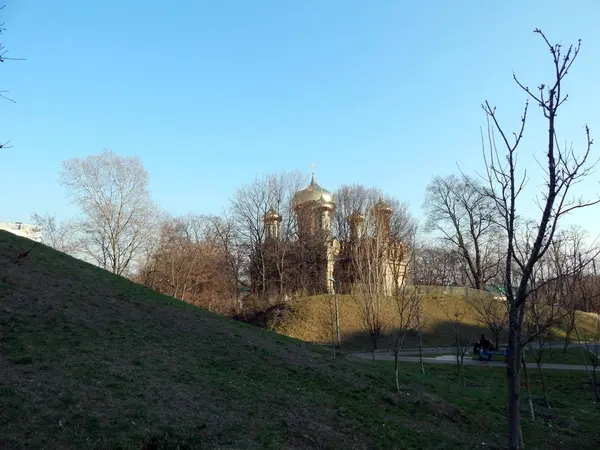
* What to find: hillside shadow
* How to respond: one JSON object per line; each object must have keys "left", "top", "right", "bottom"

{"left": 232, "top": 299, "right": 511, "bottom": 352}
{"left": 336, "top": 321, "right": 507, "bottom": 352}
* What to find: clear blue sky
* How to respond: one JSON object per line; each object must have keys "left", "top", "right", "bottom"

{"left": 2, "top": 1, "right": 600, "bottom": 240}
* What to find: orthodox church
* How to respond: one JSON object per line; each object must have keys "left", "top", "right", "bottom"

{"left": 254, "top": 170, "right": 409, "bottom": 298}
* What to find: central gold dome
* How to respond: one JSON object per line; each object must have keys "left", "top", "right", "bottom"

{"left": 292, "top": 174, "right": 335, "bottom": 210}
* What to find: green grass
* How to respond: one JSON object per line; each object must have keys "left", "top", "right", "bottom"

{"left": 1, "top": 230, "right": 599, "bottom": 449}
{"left": 522, "top": 346, "right": 598, "bottom": 366}
{"left": 374, "top": 361, "right": 599, "bottom": 449}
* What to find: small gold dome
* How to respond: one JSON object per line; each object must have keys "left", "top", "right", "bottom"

{"left": 292, "top": 174, "right": 335, "bottom": 210}
{"left": 264, "top": 207, "right": 281, "bottom": 222}
{"left": 315, "top": 193, "right": 335, "bottom": 211}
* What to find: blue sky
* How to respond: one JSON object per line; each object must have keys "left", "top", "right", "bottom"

{"left": 2, "top": 1, "right": 600, "bottom": 240}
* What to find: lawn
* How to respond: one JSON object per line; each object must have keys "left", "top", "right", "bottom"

{"left": 1, "top": 231, "right": 599, "bottom": 449}
{"left": 522, "top": 346, "right": 598, "bottom": 366}
{"left": 372, "top": 361, "right": 599, "bottom": 449}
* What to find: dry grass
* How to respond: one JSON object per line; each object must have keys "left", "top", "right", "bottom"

{"left": 1, "top": 231, "right": 599, "bottom": 449}
{"left": 265, "top": 288, "right": 596, "bottom": 350}
{"left": 268, "top": 289, "right": 497, "bottom": 349}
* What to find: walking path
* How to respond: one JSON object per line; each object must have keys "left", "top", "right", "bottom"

{"left": 385, "top": 342, "right": 599, "bottom": 356}
{"left": 348, "top": 351, "right": 593, "bottom": 372}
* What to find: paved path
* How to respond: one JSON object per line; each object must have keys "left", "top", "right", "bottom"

{"left": 378, "top": 342, "right": 599, "bottom": 357}
{"left": 349, "top": 352, "right": 593, "bottom": 372}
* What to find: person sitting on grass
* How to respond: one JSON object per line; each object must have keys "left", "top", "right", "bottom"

{"left": 477, "top": 334, "right": 495, "bottom": 361}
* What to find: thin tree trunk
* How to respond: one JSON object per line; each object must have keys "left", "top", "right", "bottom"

{"left": 593, "top": 363, "right": 600, "bottom": 402}
{"left": 563, "top": 329, "right": 571, "bottom": 353}
{"left": 528, "top": 347, "right": 551, "bottom": 409}
{"left": 394, "top": 350, "right": 400, "bottom": 392}
{"left": 536, "top": 360, "right": 551, "bottom": 409}
{"left": 418, "top": 329, "right": 425, "bottom": 375}
{"left": 507, "top": 323, "right": 522, "bottom": 450}
{"left": 460, "top": 351, "right": 465, "bottom": 388}
{"left": 455, "top": 339, "right": 461, "bottom": 377}
{"left": 521, "top": 356, "right": 535, "bottom": 422}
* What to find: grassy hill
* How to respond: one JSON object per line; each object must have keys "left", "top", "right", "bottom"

{"left": 255, "top": 290, "right": 598, "bottom": 350}
{"left": 258, "top": 290, "right": 495, "bottom": 349}
{"left": 1, "top": 230, "right": 599, "bottom": 449}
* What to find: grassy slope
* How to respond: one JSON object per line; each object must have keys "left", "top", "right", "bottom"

{"left": 269, "top": 291, "right": 598, "bottom": 350}
{"left": 269, "top": 291, "right": 494, "bottom": 349}
{"left": 1, "top": 231, "right": 599, "bottom": 449}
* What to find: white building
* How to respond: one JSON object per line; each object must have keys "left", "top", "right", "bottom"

{"left": 0, "top": 221, "right": 43, "bottom": 242}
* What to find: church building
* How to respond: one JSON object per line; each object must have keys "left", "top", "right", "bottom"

{"left": 253, "top": 170, "right": 409, "bottom": 298}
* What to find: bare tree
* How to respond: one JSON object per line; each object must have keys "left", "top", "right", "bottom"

{"left": 548, "top": 226, "right": 599, "bottom": 352}
{"left": 139, "top": 214, "right": 236, "bottom": 313}
{"left": 0, "top": 4, "right": 20, "bottom": 150}
{"left": 351, "top": 229, "right": 389, "bottom": 358}
{"left": 578, "top": 317, "right": 600, "bottom": 402}
{"left": 59, "top": 149, "right": 157, "bottom": 276}
{"left": 524, "top": 271, "right": 562, "bottom": 411}
{"left": 333, "top": 184, "right": 378, "bottom": 242}
{"left": 412, "top": 243, "right": 470, "bottom": 287}
{"left": 415, "top": 303, "right": 426, "bottom": 375}
{"left": 574, "top": 259, "right": 600, "bottom": 402}
{"left": 230, "top": 171, "right": 302, "bottom": 299}
{"left": 520, "top": 354, "right": 536, "bottom": 422}
{"left": 208, "top": 213, "right": 246, "bottom": 312}
{"left": 438, "top": 299, "right": 471, "bottom": 388}
{"left": 481, "top": 30, "right": 599, "bottom": 448}
{"left": 424, "top": 174, "right": 501, "bottom": 290}
{"left": 392, "top": 282, "right": 422, "bottom": 391}
{"left": 514, "top": 223, "right": 596, "bottom": 413}
{"left": 467, "top": 292, "right": 508, "bottom": 350}
{"left": 31, "top": 213, "right": 80, "bottom": 254}
{"left": 333, "top": 184, "right": 415, "bottom": 247}
{"left": 343, "top": 189, "right": 415, "bottom": 357}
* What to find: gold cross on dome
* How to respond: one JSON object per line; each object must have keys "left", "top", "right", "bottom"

{"left": 310, "top": 162, "right": 315, "bottom": 176}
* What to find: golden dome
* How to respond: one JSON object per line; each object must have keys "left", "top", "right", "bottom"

{"left": 292, "top": 174, "right": 335, "bottom": 210}
{"left": 315, "top": 193, "right": 335, "bottom": 211}
{"left": 264, "top": 207, "right": 281, "bottom": 222}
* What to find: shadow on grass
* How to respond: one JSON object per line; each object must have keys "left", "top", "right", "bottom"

{"left": 307, "top": 321, "right": 505, "bottom": 353}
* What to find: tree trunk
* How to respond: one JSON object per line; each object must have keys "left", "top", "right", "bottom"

{"left": 460, "top": 352, "right": 465, "bottom": 388}
{"left": 593, "top": 363, "right": 600, "bottom": 402}
{"left": 563, "top": 332, "right": 570, "bottom": 353}
{"left": 494, "top": 331, "right": 500, "bottom": 351}
{"left": 507, "top": 321, "right": 523, "bottom": 449}
{"left": 418, "top": 329, "right": 425, "bottom": 375}
{"left": 455, "top": 340, "right": 461, "bottom": 377}
{"left": 394, "top": 351, "right": 400, "bottom": 392}
{"left": 521, "top": 355, "right": 535, "bottom": 422}
{"left": 536, "top": 360, "right": 551, "bottom": 409}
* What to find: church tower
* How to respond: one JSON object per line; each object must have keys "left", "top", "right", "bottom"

{"left": 372, "top": 197, "right": 393, "bottom": 237}
{"left": 263, "top": 207, "right": 281, "bottom": 240}
{"left": 291, "top": 165, "right": 339, "bottom": 294}
{"left": 291, "top": 166, "right": 336, "bottom": 238}
{"left": 348, "top": 211, "right": 365, "bottom": 242}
